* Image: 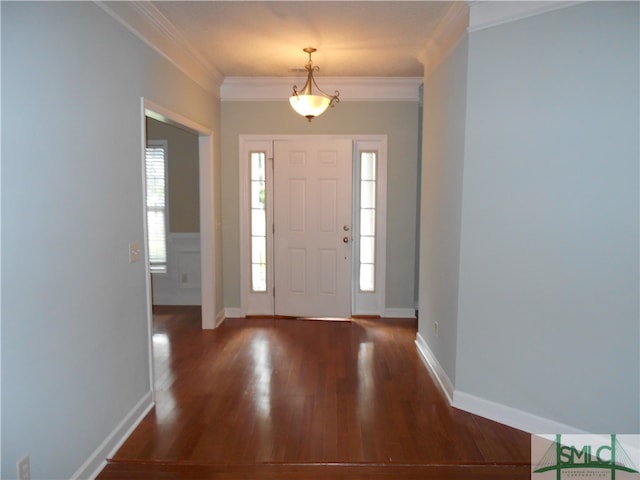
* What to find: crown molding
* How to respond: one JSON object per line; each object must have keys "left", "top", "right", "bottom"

{"left": 418, "top": 1, "right": 469, "bottom": 80}
{"left": 95, "top": 1, "right": 223, "bottom": 96}
{"left": 220, "top": 77, "right": 423, "bottom": 102}
{"left": 94, "top": 0, "right": 583, "bottom": 98}
{"left": 468, "top": 1, "right": 583, "bottom": 32}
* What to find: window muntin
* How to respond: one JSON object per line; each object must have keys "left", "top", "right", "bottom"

{"left": 359, "top": 151, "right": 377, "bottom": 292}
{"left": 145, "top": 142, "right": 168, "bottom": 274}
{"left": 250, "top": 151, "right": 267, "bottom": 292}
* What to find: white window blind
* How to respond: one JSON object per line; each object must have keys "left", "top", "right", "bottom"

{"left": 145, "top": 141, "right": 168, "bottom": 273}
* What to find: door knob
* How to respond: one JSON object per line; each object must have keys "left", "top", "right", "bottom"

{"left": 343, "top": 236, "right": 349, "bottom": 243}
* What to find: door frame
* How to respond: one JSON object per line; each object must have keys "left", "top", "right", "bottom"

{"left": 239, "top": 134, "right": 387, "bottom": 317}
{"left": 141, "top": 98, "right": 217, "bottom": 398}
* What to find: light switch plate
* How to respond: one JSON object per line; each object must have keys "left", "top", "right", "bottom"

{"left": 129, "top": 242, "right": 141, "bottom": 263}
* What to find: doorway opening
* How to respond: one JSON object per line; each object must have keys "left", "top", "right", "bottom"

{"left": 145, "top": 119, "right": 201, "bottom": 304}
{"left": 140, "top": 98, "right": 217, "bottom": 398}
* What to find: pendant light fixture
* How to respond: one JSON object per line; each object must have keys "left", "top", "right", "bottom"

{"left": 289, "top": 47, "right": 340, "bottom": 122}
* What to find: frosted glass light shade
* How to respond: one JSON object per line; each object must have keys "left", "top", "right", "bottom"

{"left": 289, "top": 94, "right": 330, "bottom": 119}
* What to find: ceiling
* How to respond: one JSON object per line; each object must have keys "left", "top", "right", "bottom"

{"left": 103, "top": 1, "right": 576, "bottom": 93}
{"left": 148, "top": 1, "right": 455, "bottom": 78}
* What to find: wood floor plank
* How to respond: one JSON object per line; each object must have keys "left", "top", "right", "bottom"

{"left": 99, "top": 306, "right": 531, "bottom": 479}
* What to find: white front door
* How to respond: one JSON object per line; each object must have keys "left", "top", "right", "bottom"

{"left": 273, "top": 138, "right": 353, "bottom": 318}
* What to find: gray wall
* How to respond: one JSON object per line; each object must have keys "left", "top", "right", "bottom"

{"left": 419, "top": 36, "right": 469, "bottom": 385}
{"left": 1, "top": 2, "right": 221, "bottom": 478}
{"left": 221, "top": 100, "right": 420, "bottom": 311}
{"left": 420, "top": 1, "right": 639, "bottom": 433}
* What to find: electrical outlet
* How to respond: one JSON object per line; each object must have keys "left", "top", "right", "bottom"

{"left": 434, "top": 321, "right": 439, "bottom": 337}
{"left": 17, "top": 454, "right": 30, "bottom": 480}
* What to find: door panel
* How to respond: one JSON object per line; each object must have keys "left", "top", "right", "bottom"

{"left": 274, "top": 139, "right": 353, "bottom": 318}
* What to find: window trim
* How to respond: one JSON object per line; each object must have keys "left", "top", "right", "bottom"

{"left": 353, "top": 139, "right": 387, "bottom": 315}
{"left": 239, "top": 139, "right": 274, "bottom": 315}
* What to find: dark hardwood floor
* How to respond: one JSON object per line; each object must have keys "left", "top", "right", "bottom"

{"left": 97, "top": 306, "right": 531, "bottom": 479}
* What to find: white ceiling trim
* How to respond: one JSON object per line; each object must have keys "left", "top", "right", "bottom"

{"left": 95, "top": 1, "right": 223, "bottom": 95}
{"left": 220, "top": 77, "right": 423, "bottom": 102}
{"left": 418, "top": 1, "right": 469, "bottom": 80}
{"left": 468, "top": 1, "right": 583, "bottom": 32}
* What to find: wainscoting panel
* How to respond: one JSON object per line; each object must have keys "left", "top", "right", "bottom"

{"left": 152, "top": 233, "right": 201, "bottom": 305}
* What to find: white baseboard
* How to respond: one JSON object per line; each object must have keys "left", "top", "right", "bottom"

{"left": 452, "top": 390, "right": 587, "bottom": 434}
{"left": 414, "top": 333, "right": 587, "bottom": 434}
{"left": 414, "top": 333, "right": 454, "bottom": 404}
{"left": 152, "top": 293, "right": 201, "bottom": 305}
{"left": 215, "top": 309, "right": 226, "bottom": 327}
{"left": 384, "top": 307, "right": 416, "bottom": 318}
{"left": 224, "top": 307, "right": 243, "bottom": 318}
{"left": 72, "top": 391, "right": 154, "bottom": 480}
{"left": 223, "top": 307, "right": 416, "bottom": 319}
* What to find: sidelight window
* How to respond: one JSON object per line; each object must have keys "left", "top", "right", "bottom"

{"left": 359, "top": 151, "right": 377, "bottom": 292}
{"left": 250, "top": 151, "right": 268, "bottom": 292}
